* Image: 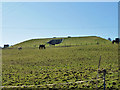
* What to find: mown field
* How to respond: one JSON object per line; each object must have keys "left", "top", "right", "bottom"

{"left": 2, "top": 36, "right": 119, "bottom": 89}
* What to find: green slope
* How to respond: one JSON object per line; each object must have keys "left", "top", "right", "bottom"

{"left": 12, "top": 36, "right": 111, "bottom": 48}
{"left": 2, "top": 36, "right": 118, "bottom": 89}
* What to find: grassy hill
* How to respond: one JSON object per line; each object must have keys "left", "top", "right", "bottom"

{"left": 12, "top": 36, "right": 111, "bottom": 48}
{"left": 2, "top": 36, "right": 119, "bottom": 89}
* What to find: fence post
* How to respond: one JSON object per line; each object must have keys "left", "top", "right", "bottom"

{"left": 103, "top": 69, "right": 106, "bottom": 90}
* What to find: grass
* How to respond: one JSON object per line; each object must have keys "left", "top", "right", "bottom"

{"left": 2, "top": 36, "right": 119, "bottom": 89}
{"left": 12, "top": 36, "right": 111, "bottom": 48}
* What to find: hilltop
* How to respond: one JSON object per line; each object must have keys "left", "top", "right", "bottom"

{"left": 12, "top": 36, "right": 111, "bottom": 48}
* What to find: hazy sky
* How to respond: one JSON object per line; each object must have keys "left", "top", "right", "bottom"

{"left": 2, "top": 2, "right": 118, "bottom": 46}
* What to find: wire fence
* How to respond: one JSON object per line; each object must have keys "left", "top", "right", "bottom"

{"left": 2, "top": 42, "right": 105, "bottom": 50}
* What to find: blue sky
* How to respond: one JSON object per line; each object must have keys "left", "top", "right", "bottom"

{"left": 2, "top": 2, "right": 118, "bottom": 46}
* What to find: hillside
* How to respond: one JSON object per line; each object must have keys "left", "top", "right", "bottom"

{"left": 12, "top": 36, "right": 111, "bottom": 48}
{"left": 2, "top": 36, "right": 118, "bottom": 89}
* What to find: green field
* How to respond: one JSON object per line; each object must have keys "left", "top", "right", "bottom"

{"left": 2, "top": 36, "right": 119, "bottom": 89}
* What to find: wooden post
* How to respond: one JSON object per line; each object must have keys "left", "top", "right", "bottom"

{"left": 103, "top": 69, "right": 106, "bottom": 90}
{"left": 98, "top": 56, "right": 101, "bottom": 69}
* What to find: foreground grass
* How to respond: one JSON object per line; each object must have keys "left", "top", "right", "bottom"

{"left": 2, "top": 42, "right": 119, "bottom": 89}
